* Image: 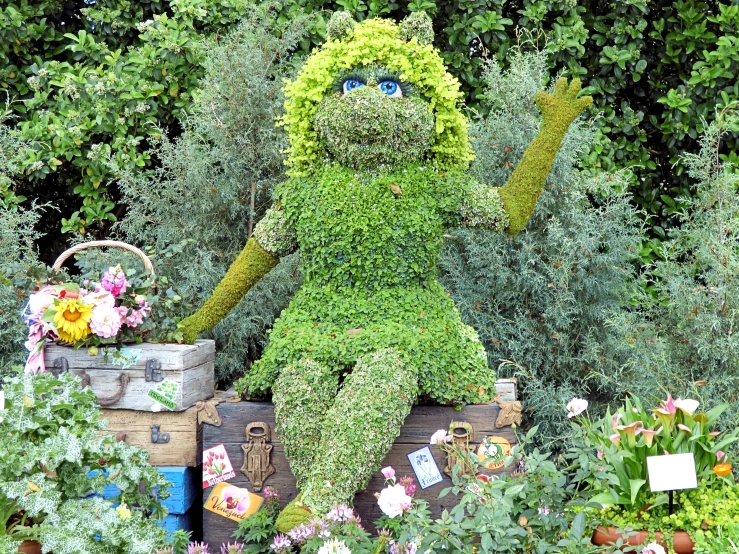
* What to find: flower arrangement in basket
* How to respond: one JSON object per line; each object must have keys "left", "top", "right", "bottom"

{"left": 22, "top": 241, "right": 158, "bottom": 374}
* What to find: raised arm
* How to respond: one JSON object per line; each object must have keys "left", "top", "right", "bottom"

{"left": 497, "top": 77, "right": 592, "bottom": 234}
{"left": 180, "top": 206, "right": 297, "bottom": 343}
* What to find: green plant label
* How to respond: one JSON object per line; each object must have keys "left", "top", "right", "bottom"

{"left": 147, "top": 380, "right": 179, "bottom": 411}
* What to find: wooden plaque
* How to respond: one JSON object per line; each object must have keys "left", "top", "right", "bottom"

{"left": 203, "top": 394, "right": 518, "bottom": 546}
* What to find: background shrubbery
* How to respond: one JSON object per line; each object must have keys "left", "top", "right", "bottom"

{"left": 2, "top": 0, "right": 739, "bottom": 252}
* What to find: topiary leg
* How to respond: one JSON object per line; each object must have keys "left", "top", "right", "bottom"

{"left": 300, "top": 348, "right": 419, "bottom": 515}
{"left": 272, "top": 359, "right": 340, "bottom": 489}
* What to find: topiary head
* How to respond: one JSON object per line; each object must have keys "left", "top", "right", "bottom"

{"left": 282, "top": 12, "right": 473, "bottom": 174}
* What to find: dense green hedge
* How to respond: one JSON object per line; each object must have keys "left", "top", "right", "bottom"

{"left": 2, "top": 0, "right": 738, "bottom": 252}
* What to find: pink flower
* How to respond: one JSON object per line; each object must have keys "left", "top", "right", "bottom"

{"left": 717, "top": 451, "right": 727, "bottom": 463}
{"left": 566, "top": 398, "right": 588, "bottom": 418}
{"left": 655, "top": 395, "right": 677, "bottom": 416}
{"left": 381, "top": 466, "right": 396, "bottom": 480}
{"left": 84, "top": 288, "right": 116, "bottom": 309}
{"left": 90, "top": 305, "right": 123, "bottom": 338}
{"left": 24, "top": 347, "right": 45, "bottom": 375}
{"left": 430, "top": 429, "right": 452, "bottom": 444}
{"left": 399, "top": 475, "right": 416, "bottom": 496}
{"left": 100, "top": 266, "right": 130, "bottom": 298}
{"left": 642, "top": 542, "right": 666, "bottom": 554}
{"left": 377, "top": 484, "right": 412, "bottom": 518}
{"left": 27, "top": 286, "right": 57, "bottom": 316}
{"left": 611, "top": 413, "right": 623, "bottom": 430}
{"left": 639, "top": 428, "right": 657, "bottom": 447}
{"left": 222, "top": 486, "right": 251, "bottom": 513}
{"left": 677, "top": 424, "right": 692, "bottom": 434}
{"left": 609, "top": 433, "right": 621, "bottom": 447}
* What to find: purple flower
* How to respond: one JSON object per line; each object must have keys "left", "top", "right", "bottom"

{"left": 288, "top": 523, "right": 315, "bottom": 544}
{"left": 100, "top": 265, "right": 130, "bottom": 298}
{"left": 187, "top": 543, "right": 211, "bottom": 554}
{"left": 326, "top": 504, "right": 355, "bottom": 522}
{"left": 538, "top": 505, "right": 550, "bottom": 516}
{"left": 389, "top": 541, "right": 418, "bottom": 554}
{"left": 220, "top": 544, "right": 245, "bottom": 554}
{"left": 263, "top": 486, "right": 279, "bottom": 499}
{"left": 270, "top": 534, "right": 292, "bottom": 553}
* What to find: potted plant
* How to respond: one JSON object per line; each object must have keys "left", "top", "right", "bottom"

{"left": 569, "top": 395, "right": 739, "bottom": 553}
{"left": 0, "top": 369, "right": 173, "bottom": 553}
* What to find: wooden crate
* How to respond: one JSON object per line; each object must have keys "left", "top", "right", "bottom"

{"left": 45, "top": 340, "right": 215, "bottom": 411}
{"left": 203, "top": 380, "right": 519, "bottom": 546}
{"left": 99, "top": 406, "right": 204, "bottom": 466}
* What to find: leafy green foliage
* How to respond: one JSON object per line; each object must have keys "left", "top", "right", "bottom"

{"left": 0, "top": 0, "right": 261, "bottom": 238}
{"left": 0, "top": 371, "right": 170, "bottom": 553}
{"left": 236, "top": 163, "right": 495, "bottom": 406}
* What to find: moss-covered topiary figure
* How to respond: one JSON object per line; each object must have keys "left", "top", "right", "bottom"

{"left": 180, "top": 11, "right": 591, "bottom": 530}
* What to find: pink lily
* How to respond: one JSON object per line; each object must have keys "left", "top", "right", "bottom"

{"left": 653, "top": 396, "right": 677, "bottom": 434}
{"left": 611, "top": 413, "right": 623, "bottom": 431}
{"left": 609, "top": 433, "right": 621, "bottom": 447}
{"left": 617, "top": 421, "right": 643, "bottom": 448}
{"left": 717, "top": 451, "right": 727, "bottom": 463}
{"left": 677, "top": 423, "right": 692, "bottom": 434}
{"left": 639, "top": 428, "right": 658, "bottom": 447}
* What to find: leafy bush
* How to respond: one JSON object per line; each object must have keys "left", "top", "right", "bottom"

{"left": 0, "top": 371, "right": 171, "bottom": 553}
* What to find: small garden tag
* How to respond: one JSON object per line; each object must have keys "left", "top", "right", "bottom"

{"left": 147, "top": 379, "right": 179, "bottom": 411}
{"left": 407, "top": 446, "right": 443, "bottom": 489}
{"left": 204, "top": 482, "right": 263, "bottom": 522}
{"left": 203, "top": 444, "right": 236, "bottom": 488}
{"left": 647, "top": 453, "right": 698, "bottom": 492}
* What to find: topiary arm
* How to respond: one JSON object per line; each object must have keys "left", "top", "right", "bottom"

{"left": 497, "top": 78, "right": 592, "bottom": 234}
{"left": 179, "top": 206, "right": 297, "bottom": 344}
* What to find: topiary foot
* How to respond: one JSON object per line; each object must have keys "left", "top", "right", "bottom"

{"left": 275, "top": 494, "right": 312, "bottom": 533}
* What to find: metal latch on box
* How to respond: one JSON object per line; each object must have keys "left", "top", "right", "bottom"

{"left": 150, "top": 424, "right": 170, "bottom": 444}
{"left": 145, "top": 359, "right": 163, "bottom": 382}
{"left": 51, "top": 357, "right": 69, "bottom": 376}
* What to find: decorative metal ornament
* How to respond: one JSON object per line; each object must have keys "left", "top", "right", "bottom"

{"left": 240, "top": 422, "right": 275, "bottom": 491}
{"left": 444, "top": 420, "right": 475, "bottom": 478}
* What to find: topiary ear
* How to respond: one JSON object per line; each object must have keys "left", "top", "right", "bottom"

{"left": 399, "top": 11, "right": 434, "bottom": 45}
{"left": 326, "top": 11, "right": 356, "bottom": 41}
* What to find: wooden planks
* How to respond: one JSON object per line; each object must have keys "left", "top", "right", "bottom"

{"left": 44, "top": 340, "right": 216, "bottom": 411}
{"left": 99, "top": 407, "right": 202, "bottom": 466}
{"left": 203, "top": 397, "right": 518, "bottom": 546}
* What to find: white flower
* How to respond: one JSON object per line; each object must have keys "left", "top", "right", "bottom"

{"left": 674, "top": 398, "right": 700, "bottom": 416}
{"left": 642, "top": 542, "right": 666, "bottom": 554}
{"left": 566, "top": 398, "right": 589, "bottom": 418}
{"left": 317, "top": 539, "right": 351, "bottom": 554}
{"left": 377, "top": 484, "right": 412, "bottom": 518}
{"left": 28, "top": 286, "right": 57, "bottom": 315}
{"left": 83, "top": 288, "right": 116, "bottom": 308}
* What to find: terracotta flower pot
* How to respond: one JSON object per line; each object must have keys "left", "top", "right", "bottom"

{"left": 593, "top": 526, "right": 694, "bottom": 553}
{"left": 17, "top": 541, "right": 42, "bottom": 554}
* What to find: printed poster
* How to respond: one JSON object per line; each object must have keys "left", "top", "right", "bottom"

{"left": 407, "top": 446, "right": 443, "bottom": 489}
{"left": 204, "top": 482, "right": 263, "bottom": 522}
{"left": 203, "top": 444, "right": 237, "bottom": 488}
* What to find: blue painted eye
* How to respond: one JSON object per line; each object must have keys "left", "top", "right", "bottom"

{"left": 379, "top": 80, "right": 402, "bottom": 98}
{"left": 342, "top": 78, "right": 363, "bottom": 93}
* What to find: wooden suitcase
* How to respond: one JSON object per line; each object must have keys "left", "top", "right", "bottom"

{"left": 202, "top": 379, "right": 519, "bottom": 546}
{"left": 98, "top": 403, "right": 217, "bottom": 466}
{"left": 45, "top": 339, "right": 215, "bottom": 411}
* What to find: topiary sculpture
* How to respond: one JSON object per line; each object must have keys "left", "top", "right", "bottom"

{"left": 180, "top": 11, "right": 592, "bottom": 531}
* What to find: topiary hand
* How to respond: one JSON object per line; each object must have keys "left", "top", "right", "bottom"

{"left": 535, "top": 77, "right": 593, "bottom": 129}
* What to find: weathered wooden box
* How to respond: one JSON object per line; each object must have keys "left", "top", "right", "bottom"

{"left": 99, "top": 405, "right": 206, "bottom": 466}
{"left": 202, "top": 379, "right": 518, "bottom": 546}
{"left": 45, "top": 340, "right": 215, "bottom": 411}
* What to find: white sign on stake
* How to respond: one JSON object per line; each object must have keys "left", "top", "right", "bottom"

{"left": 646, "top": 453, "right": 698, "bottom": 492}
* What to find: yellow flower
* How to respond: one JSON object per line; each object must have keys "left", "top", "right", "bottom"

{"left": 52, "top": 299, "right": 93, "bottom": 342}
{"left": 713, "top": 463, "right": 732, "bottom": 477}
{"left": 116, "top": 503, "right": 131, "bottom": 521}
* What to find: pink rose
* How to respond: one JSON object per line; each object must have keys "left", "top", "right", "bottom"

{"left": 377, "top": 484, "right": 412, "bottom": 518}
{"left": 90, "top": 305, "right": 123, "bottom": 338}
{"left": 430, "top": 429, "right": 452, "bottom": 444}
{"left": 381, "top": 466, "right": 395, "bottom": 480}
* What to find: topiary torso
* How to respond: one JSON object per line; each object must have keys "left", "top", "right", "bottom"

{"left": 244, "top": 163, "right": 493, "bottom": 405}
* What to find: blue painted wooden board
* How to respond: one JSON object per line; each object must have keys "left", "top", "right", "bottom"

{"left": 159, "top": 511, "right": 193, "bottom": 536}
{"left": 101, "top": 466, "right": 198, "bottom": 514}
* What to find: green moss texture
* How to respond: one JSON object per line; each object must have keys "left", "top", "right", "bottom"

{"left": 234, "top": 163, "right": 494, "bottom": 406}
{"left": 180, "top": 237, "right": 279, "bottom": 343}
{"left": 498, "top": 78, "right": 593, "bottom": 234}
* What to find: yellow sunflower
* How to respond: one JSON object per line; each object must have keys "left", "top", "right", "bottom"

{"left": 52, "top": 299, "right": 93, "bottom": 342}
